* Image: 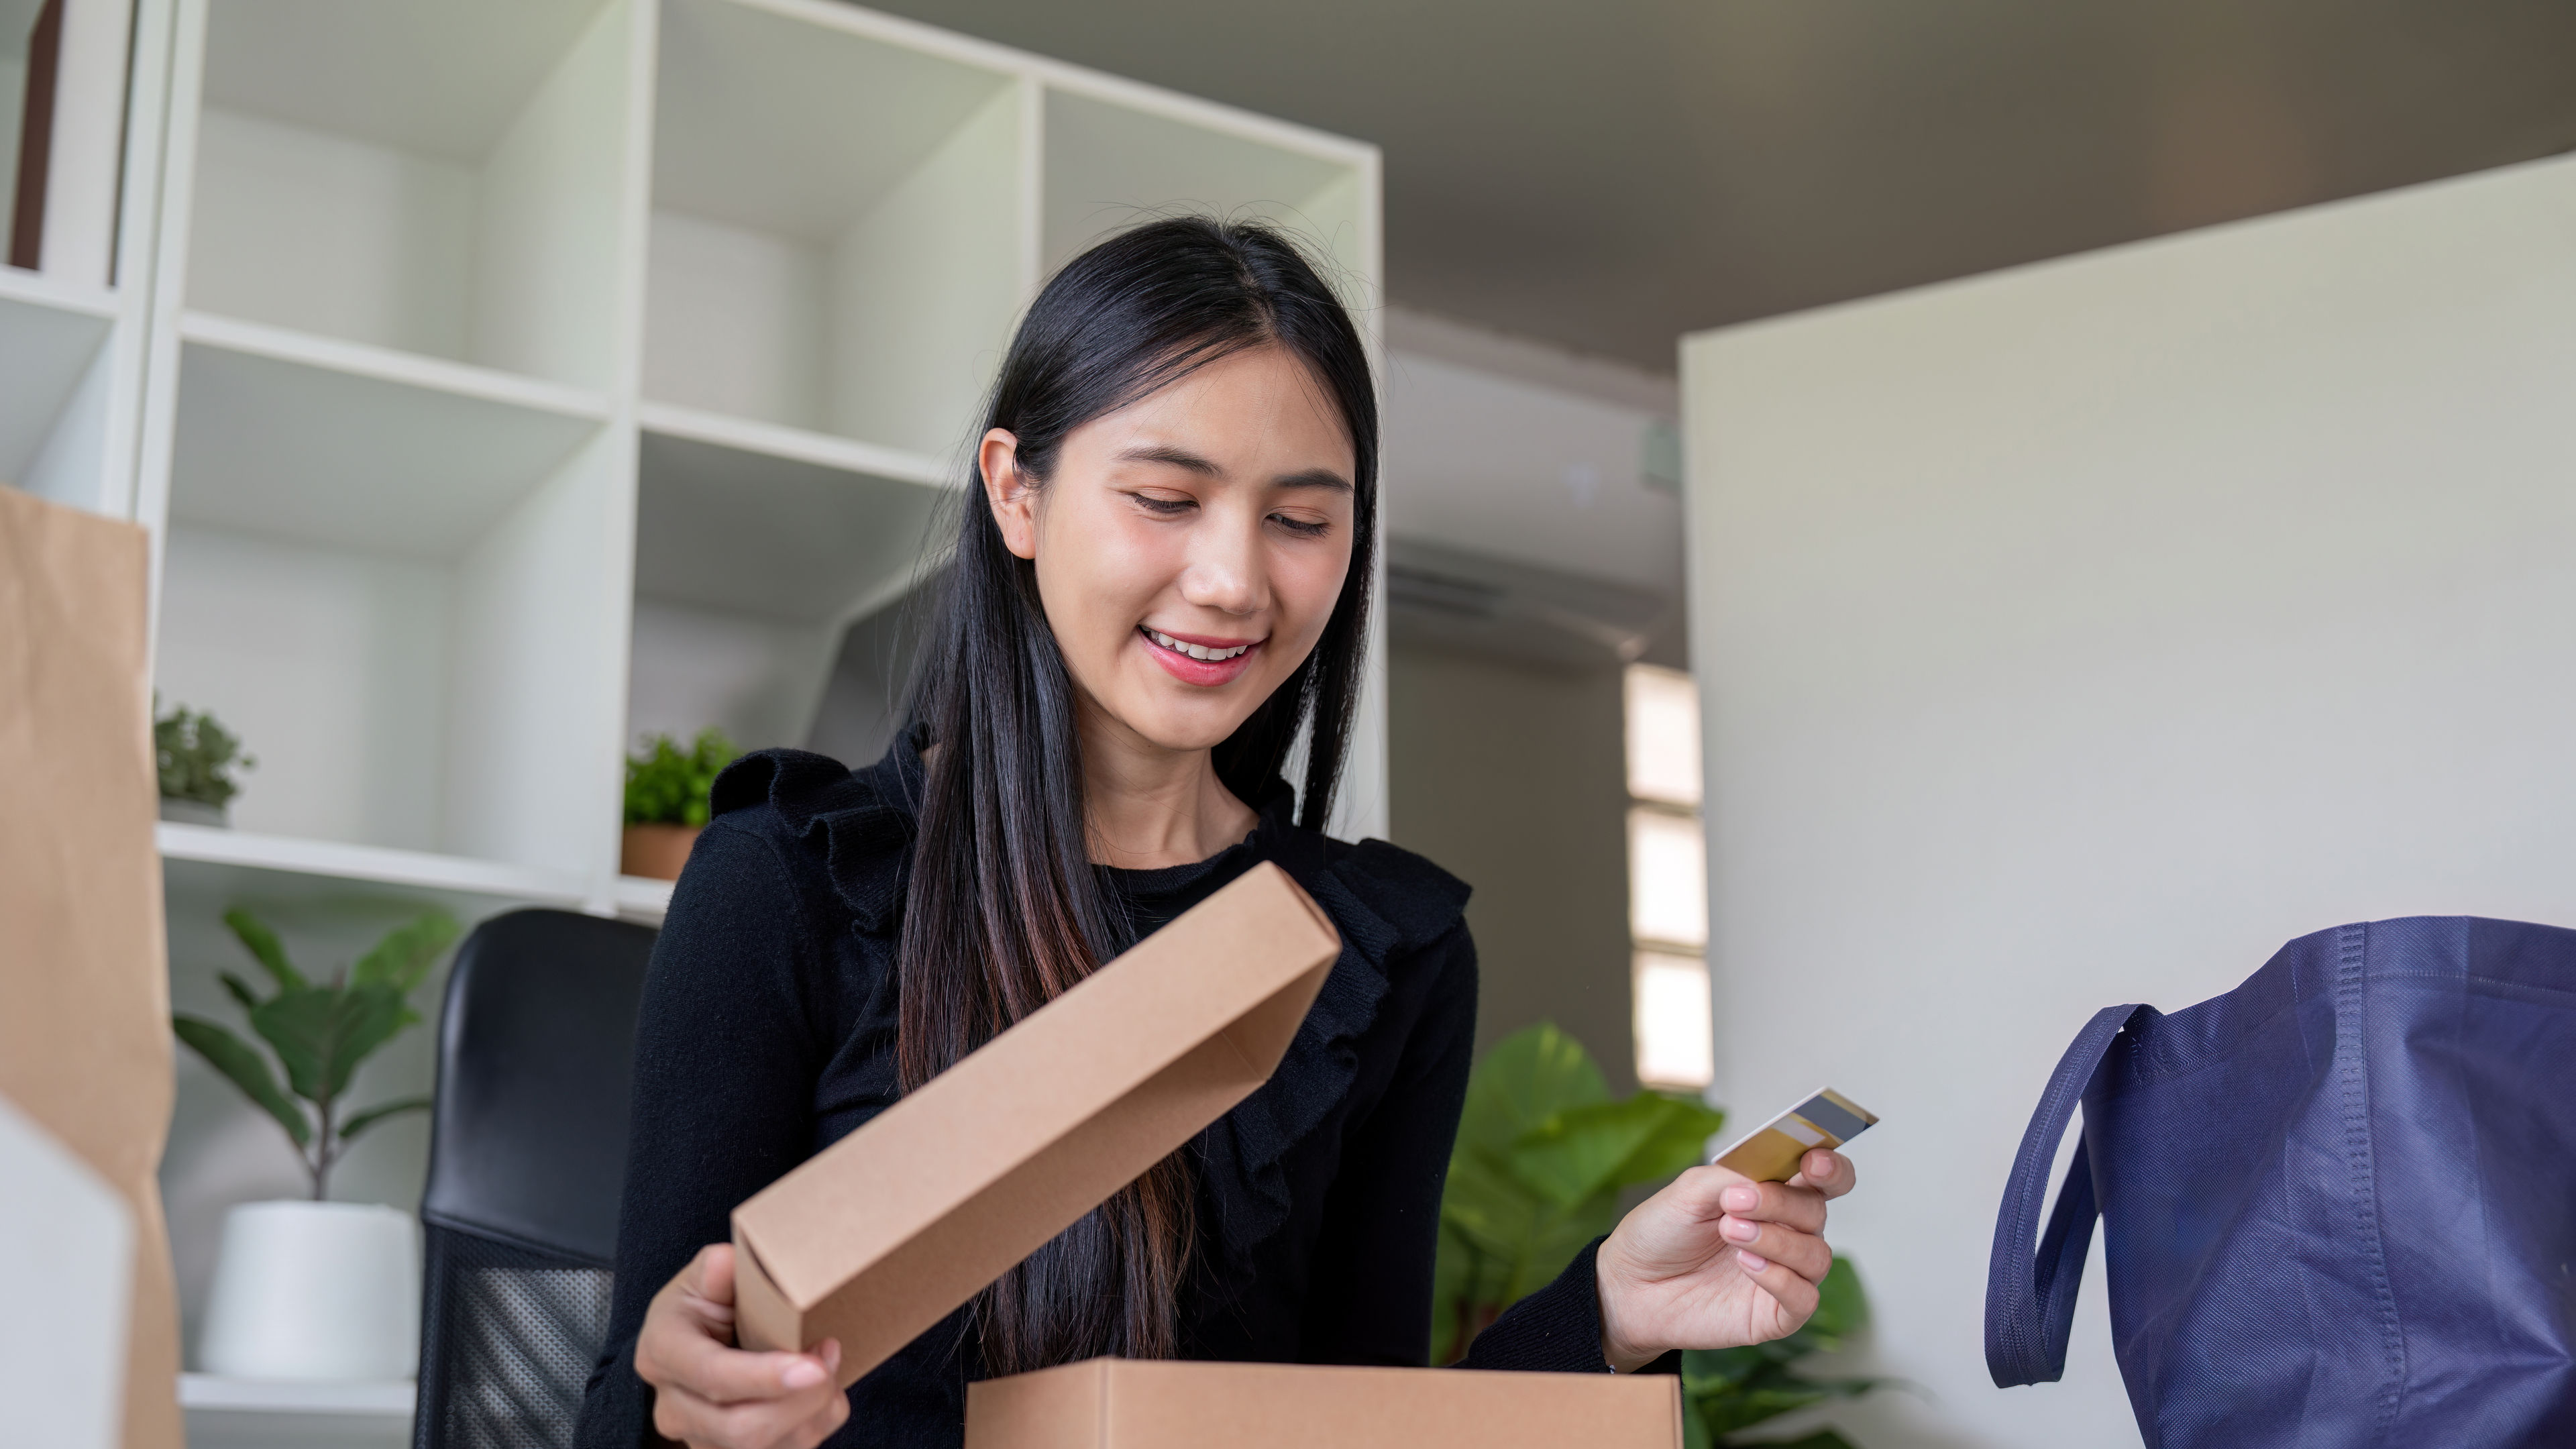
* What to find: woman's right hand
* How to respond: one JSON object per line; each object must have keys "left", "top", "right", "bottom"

{"left": 636, "top": 1244, "right": 850, "bottom": 1449}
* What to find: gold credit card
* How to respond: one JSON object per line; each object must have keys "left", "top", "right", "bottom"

{"left": 1709, "top": 1087, "right": 1878, "bottom": 1183}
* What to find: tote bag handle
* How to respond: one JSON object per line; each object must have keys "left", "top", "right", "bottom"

{"left": 1985, "top": 1002, "right": 2151, "bottom": 1387}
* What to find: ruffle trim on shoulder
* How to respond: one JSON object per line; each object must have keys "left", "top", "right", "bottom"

{"left": 1199, "top": 832, "right": 1472, "bottom": 1273}
{"left": 709, "top": 746, "right": 918, "bottom": 934}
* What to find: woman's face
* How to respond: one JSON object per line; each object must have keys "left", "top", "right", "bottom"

{"left": 983, "top": 345, "right": 1358, "bottom": 758}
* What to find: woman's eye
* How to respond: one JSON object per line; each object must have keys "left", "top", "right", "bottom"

{"left": 1269, "top": 513, "right": 1331, "bottom": 538}
{"left": 1130, "top": 493, "right": 1195, "bottom": 515}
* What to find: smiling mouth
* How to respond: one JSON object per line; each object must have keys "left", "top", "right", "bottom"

{"left": 1142, "top": 627, "right": 1254, "bottom": 662}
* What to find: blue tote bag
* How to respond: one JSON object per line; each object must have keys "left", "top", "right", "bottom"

{"left": 1986, "top": 916, "right": 2576, "bottom": 1447}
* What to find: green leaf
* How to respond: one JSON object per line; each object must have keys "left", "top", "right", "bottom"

{"left": 1796, "top": 1258, "right": 1870, "bottom": 1350}
{"left": 250, "top": 983, "right": 409, "bottom": 1103}
{"left": 1720, "top": 1433, "right": 1860, "bottom": 1449}
{"left": 350, "top": 911, "right": 459, "bottom": 994}
{"left": 338, "top": 1095, "right": 433, "bottom": 1142}
{"left": 1507, "top": 1092, "right": 1727, "bottom": 1208}
{"left": 1608, "top": 1093, "right": 1729, "bottom": 1183}
{"left": 174, "top": 1015, "right": 310, "bottom": 1147}
{"left": 1456, "top": 1024, "right": 1611, "bottom": 1161}
{"left": 223, "top": 909, "right": 307, "bottom": 991}
{"left": 1695, "top": 1384, "right": 1837, "bottom": 1437}
{"left": 217, "top": 971, "right": 263, "bottom": 1012}
{"left": 626, "top": 729, "right": 739, "bottom": 826}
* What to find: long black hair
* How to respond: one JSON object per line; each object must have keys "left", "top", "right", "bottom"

{"left": 896, "top": 217, "right": 1378, "bottom": 1374}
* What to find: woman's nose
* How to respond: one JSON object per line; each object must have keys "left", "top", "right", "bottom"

{"left": 1177, "top": 518, "right": 1265, "bottom": 615}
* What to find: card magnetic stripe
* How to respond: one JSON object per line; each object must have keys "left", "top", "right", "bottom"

{"left": 1792, "top": 1092, "right": 1872, "bottom": 1142}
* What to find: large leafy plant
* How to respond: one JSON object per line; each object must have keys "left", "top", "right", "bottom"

{"left": 625, "top": 729, "right": 740, "bottom": 827}
{"left": 1434, "top": 1024, "right": 1884, "bottom": 1446}
{"left": 172, "top": 908, "right": 458, "bottom": 1199}
{"left": 1434, "top": 1023, "right": 1727, "bottom": 1361}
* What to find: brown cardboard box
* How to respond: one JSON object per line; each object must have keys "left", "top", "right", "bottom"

{"left": 0, "top": 485, "right": 183, "bottom": 1449}
{"left": 965, "top": 1360, "right": 1683, "bottom": 1449}
{"left": 733, "top": 860, "right": 1342, "bottom": 1383}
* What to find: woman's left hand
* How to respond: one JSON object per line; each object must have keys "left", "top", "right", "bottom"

{"left": 1593, "top": 1148, "right": 1858, "bottom": 1372}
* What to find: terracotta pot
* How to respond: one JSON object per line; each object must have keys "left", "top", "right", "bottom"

{"left": 622, "top": 823, "right": 701, "bottom": 881}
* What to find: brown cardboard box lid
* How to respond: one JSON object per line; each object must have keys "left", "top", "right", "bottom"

{"left": 965, "top": 1359, "right": 1684, "bottom": 1449}
{"left": 733, "top": 861, "right": 1340, "bottom": 1383}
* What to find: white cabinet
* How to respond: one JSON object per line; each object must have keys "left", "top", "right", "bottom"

{"left": 111, "top": 0, "right": 1383, "bottom": 914}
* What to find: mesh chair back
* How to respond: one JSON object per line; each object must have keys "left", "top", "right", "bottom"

{"left": 415, "top": 909, "right": 655, "bottom": 1449}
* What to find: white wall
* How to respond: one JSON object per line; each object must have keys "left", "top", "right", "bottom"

{"left": 1682, "top": 154, "right": 2576, "bottom": 1448}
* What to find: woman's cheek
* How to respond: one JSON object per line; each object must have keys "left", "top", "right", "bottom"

{"left": 1273, "top": 542, "right": 1350, "bottom": 650}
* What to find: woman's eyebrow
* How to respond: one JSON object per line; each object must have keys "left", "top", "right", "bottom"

{"left": 1271, "top": 468, "right": 1353, "bottom": 493}
{"left": 1116, "top": 444, "right": 1221, "bottom": 475}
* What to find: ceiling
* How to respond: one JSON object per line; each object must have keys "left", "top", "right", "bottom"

{"left": 857, "top": 0, "right": 2576, "bottom": 372}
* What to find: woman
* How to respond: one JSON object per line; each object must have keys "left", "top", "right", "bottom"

{"left": 578, "top": 218, "right": 1856, "bottom": 1449}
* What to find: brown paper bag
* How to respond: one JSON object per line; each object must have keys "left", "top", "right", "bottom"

{"left": 0, "top": 484, "right": 182, "bottom": 1449}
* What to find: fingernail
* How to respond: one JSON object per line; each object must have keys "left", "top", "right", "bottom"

{"left": 1737, "top": 1251, "right": 1769, "bottom": 1273}
{"left": 782, "top": 1358, "right": 826, "bottom": 1390}
{"left": 1721, "top": 1216, "right": 1758, "bottom": 1243}
{"left": 1721, "top": 1185, "right": 1757, "bottom": 1212}
{"left": 821, "top": 1340, "right": 842, "bottom": 1371}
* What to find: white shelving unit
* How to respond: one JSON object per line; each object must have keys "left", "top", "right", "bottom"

{"left": 54, "top": 0, "right": 1379, "bottom": 1406}
{"left": 180, "top": 1373, "right": 413, "bottom": 1449}
{"left": 1, "top": 0, "right": 170, "bottom": 520}
{"left": 125, "top": 0, "right": 1384, "bottom": 922}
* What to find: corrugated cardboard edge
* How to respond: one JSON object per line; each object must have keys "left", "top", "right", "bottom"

{"left": 0, "top": 487, "right": 182, "bottom": 1449}
{"left": 967, "top": 1360, "right": 1684, "bottom": 1449}
{"left": 963, "top": 1358, "right": 1108, "bottom": 1449}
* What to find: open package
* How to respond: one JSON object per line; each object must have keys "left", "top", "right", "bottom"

{"left": 729, "top": 860, "right": 1682, "bottom": 1447}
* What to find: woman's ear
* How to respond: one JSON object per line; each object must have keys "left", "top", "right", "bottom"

{"left": 981, "top": 429, "right": 1038, "bottom": 560}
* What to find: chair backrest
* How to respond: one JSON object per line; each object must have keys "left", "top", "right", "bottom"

{"left": 414, "top": 908, "right": 655, "bottom": 1449}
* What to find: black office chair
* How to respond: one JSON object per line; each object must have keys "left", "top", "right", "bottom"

{"left": 414, "top": 908, "right": 656, "bottom": 1449}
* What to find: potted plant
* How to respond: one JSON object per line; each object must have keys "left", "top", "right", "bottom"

{"left": 623, "top": 728, "right": 739, "bottom": 881}
{"left": 1434, "top": 1024, "right": 1884, "bottom": 1447}
{"left": 155, "top": 698, "right": 254, "bottom": 826}
{"left": 173, "top": 906, "right": 458, "bottom": 1381}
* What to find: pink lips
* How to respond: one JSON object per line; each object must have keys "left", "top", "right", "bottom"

{"left": 1138, "top": 626, "right": 1263, "bottom": 687}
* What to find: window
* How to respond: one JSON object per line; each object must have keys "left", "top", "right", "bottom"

{"left": 1624, "top": 664, "right": 1713, "bottom": 1090}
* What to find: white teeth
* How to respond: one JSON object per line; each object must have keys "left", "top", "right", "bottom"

{"left": 1146, "top": 629, "right": 1249, "bottom": 661}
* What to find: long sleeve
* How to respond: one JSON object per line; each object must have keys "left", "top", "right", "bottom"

{"left": 577, "top": 820, "right": 834, "bottom": 1448}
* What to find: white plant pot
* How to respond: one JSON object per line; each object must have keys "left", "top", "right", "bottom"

{"left": 199, "top": 1201, "right": 419, "bottom": 1381}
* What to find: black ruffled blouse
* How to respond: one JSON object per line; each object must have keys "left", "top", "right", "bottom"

{"left": 577, "top": 739, "right": 1613, "bottom": 1448}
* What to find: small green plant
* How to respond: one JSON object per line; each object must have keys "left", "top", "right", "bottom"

{"left": 155, "top": 697, "right": 254, "bottom": 808}
{"left": 172, "top": 908, "right": 458, "bottom": 1200}
{"left": 1434, "top": 1024, "right": 1883, "bottom": 1446}
{"left": 624, "top": 729, "right": 740, "bottom": 828}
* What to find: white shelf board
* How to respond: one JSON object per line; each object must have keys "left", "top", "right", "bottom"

{"left": 160, "top": 823, "right": 590, "bottom": 908}
{"left": 0, "top": 287, "right": 116, "bottom": 482}
{"left": 614, "top": 873, "right": 674, "bottom": 924}
{"left": 197, "top": 0, "right": 612, "bottom": 162}
{"left": 653, "top": 0, "right": 1013, "bottom": 244}
{"left": 637, "top": 399, "right": 948, "bottom": 488}
{"left": 181, "top": 313, "right": 611, "bottom": 421}
{"left": 635, "top": 419, "right": 951, "bottom": 623}
{"left": 179, "top": 1373, "right": 413, "bottom": 1449}
{"left": 1042, "top": 87, "right": 1360, "bottom": 273}
{"left": 179, "top": 1373, "right": 415, "bottom": 1416}
{"left": 0, "top": 264, "right": 121, "bottom": 319}
{"left": 168, "top": 315, "right": 608, "bottom": 559}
